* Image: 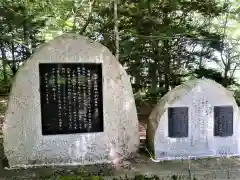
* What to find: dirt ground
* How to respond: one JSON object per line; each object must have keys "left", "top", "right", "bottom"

{"left": 1, "top": 96, "right": 240, "bottom": 179}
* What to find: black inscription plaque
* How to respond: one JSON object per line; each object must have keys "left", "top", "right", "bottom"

{"left": 39, "top": 63, "right": 103, "bottom": 135}
{"left": 214, "top": 106, "right": 233, "bottom": 137}
{"left": 168, "top": 107, "right": 189, "bottom": 138}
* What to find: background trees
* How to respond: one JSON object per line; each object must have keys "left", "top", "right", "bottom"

{"left": 1, "top": 0, "right": 240, "bottom": 116}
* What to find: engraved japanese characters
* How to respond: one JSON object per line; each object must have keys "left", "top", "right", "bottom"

{"left": 39, "top": 63, "right": 103, "bottom": 135}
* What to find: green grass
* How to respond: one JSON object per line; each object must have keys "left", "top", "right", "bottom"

{"left": 39, "top": 174, "right": 196, "bottom": 180}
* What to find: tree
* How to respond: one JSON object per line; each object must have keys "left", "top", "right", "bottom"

{"left": 92, "top": 0, "right": 228, "bottom": 95}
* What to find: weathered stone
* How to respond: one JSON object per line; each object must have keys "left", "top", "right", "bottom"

{"left": 147, "top": 78, "right": 240, "bottom": 161}
{"left": 3, "top": 33, "right": 139, "bottom": 168}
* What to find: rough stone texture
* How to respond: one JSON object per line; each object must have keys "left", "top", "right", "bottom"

{"left": 147, "top": 78, "right": 240, "bottom": 160}
{"left": 3, "top": 34, "right": 139, "bottom": 168}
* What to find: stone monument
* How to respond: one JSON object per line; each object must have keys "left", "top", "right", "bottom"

{"left": 3, "top": 34, "right": 139, "bottom": 168}
{"left": 147, "top": 78, "right": 240, "bottom": 161}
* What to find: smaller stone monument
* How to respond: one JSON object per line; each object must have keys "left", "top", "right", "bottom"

{"left": 3, "top": 34, "right": 139, "bottom": 168}
{"left": 147, "top": 78, "right": 240, "bottom": 161}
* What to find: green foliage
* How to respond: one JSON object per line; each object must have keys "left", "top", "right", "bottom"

{"left": 93, "top": 0, "right": 233, "bottom": 94}
{"left": 193, "top": 67, "right": 238, "bottom": 87}
{"left": 0, "top": 68, "right": 12, "bottom": 94}
{"left": 58, "top": 175, "right": 104, "bottom": 180}
{"left": 0, "top": 0, "right": 239, "bottom": 105}
{"left": 234, "top": 88, "right": 240, "bottom": 105}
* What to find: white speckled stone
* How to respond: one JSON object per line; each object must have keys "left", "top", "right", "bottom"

{"left": 3, "top": 34, "right": 139, "bottom": 168}
{"left": 147, "top": 78, "right": 240, "bottom": 161}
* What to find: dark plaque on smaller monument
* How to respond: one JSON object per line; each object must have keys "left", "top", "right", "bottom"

{"left": 39, "top": 63, "right": 103, "bottom": 135}
{"left": 168, "top": 107, "right": 188, "bottom": 138}
{"left": 214, "top": 106, "right": 233, "bottom": 137}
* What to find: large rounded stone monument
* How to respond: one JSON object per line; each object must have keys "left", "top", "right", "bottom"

{"left": 3, "top": 34, "right": 139, "bottom": 168}
{"left": 147, "top": 78, "right": 240, "bottom": 161}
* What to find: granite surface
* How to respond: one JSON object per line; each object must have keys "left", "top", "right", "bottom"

{"left": 3, "top": 34, "right": 139, "bottom": 168}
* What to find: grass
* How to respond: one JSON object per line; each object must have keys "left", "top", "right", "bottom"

{"left": 37, "top": 174, "right": 196, "bottom": 180}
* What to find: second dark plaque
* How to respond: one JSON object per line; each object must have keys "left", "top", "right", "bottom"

{"left": 214, "top": 106, "right": 233, "bottom": 137}
{"left": 39, "top": 63, "right": 104, "bottom": 135}
{"left": 168, "top": 107, "right": 189, "bottom": 138}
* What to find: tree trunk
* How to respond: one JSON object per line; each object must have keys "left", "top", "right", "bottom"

{"left": 11, "top": 32, "right": 17, "bottom": 75}
{"left": 0, "top": 43, "right": 8, "bottom": 83}
{"left": 222, "top": 69, "right": 228, "bottom": 87}
{"left": 22, "top": 6, "right": 30, "bottom": 59}
{"left": 149, "top": 61, "right": 157, "bottom": 92}
{"left": 162, "top": 9, "right": 171, "bottom": 92}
